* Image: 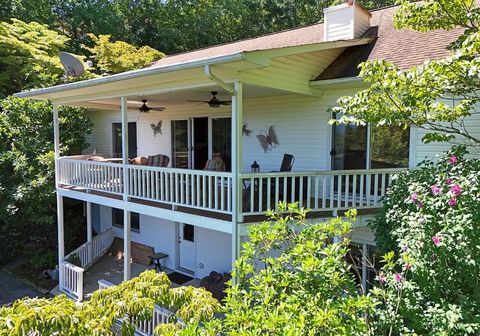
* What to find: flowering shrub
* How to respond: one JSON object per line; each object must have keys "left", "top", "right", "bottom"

{"left": 370, "top": 146, "right": 480, "bottom": 335}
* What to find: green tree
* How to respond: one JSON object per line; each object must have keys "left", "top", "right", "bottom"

{"left": 0, "top": 97, "right": 93, "bottom": 264}
{"left": 0, "top": 19, "right": 68, "bottom": 98}
{"left": 204, "top": 204, "right": 374, "bottom": 336}
{"left": 0, "top": 270, "right": 219, "bottom": 335}
{"left": 85, "top": 34, "right": 165, "bottom": 75}
{"left": 331, "top": 0, "right": 480, "bottom": 149}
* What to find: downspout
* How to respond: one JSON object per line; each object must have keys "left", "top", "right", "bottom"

{"left": 204, "top": 64, "right": 234, "bottom": 94}
{"left": 203, "top": 64, "right": 241, "bottom": 273}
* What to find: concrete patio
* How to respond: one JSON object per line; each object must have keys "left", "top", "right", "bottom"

{"left": 83, "top": 253, "right": 200, "bottom": 299}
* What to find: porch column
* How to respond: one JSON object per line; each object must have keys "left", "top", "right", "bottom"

{"left": 121, "top": 96, "right": 131, "bottom": 280}
{"left": 53, "top": 104, "right": 65, "bottom": 287}
{"left": 231, "top": 81, "right": 243, "bottom": 265}
{"left": 86, "top": 202, "right": 93, "bottom": 261}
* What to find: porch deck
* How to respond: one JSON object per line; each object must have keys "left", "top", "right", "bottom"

{"left": 83, "top": 254, "right": 200, "bottom": 299}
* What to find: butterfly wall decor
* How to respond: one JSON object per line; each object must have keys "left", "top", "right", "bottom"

{"left": 242, "top": 122, "right": 252, "bottom": 136}
{"left": 257, "top": 125, "right": 279, "bottom": 152}
{"left": 151, "top": 121, "right": 162, "bottom": 136}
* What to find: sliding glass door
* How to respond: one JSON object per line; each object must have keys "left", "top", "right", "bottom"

{"left": 171, "top": 117, "right": 232, "bottom": 171}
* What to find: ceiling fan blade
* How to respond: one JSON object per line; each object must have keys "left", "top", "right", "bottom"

{"left": 150, "top": 107, "right": 166, "bottom": 111}
{"left": 187, "top": 100, "right": 210, "bottom": 103}
{"left": 219, "top": 101, "right": 231, "bottom": 105}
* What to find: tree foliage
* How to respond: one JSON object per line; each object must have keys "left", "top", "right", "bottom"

{"left": 332, "top": 0, "right": 480, "bottom": 149}
{"left": 85, "top": 34, "right": 164, "bottom": 75}
{"left": 0, "top": 19, "right": 68, "bottom": 98}
{"left": 0, "top": 97, "right": 92, "bottom": 264}
{"left": 203, "top": 204, "right": 374, "bottom": 336}
{"left": 369, "top": 147, "right": 480, "bottom": 335}
{"left": 0, "top": 270, "right": 220, "bottom": 335}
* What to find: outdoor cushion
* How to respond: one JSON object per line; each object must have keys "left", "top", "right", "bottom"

{"left": 131, "top": 156, "right": 148, "bottom": 165}
{"left": 147, "top": 154, "right": 170, "bottom": 167}
{"left": 204, "top": 158, "right": 226, "bottom": 171}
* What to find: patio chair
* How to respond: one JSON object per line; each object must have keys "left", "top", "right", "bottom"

{"left": 131, "top": 154, "right": 170, "bottom": 167}
{"left": 243, "top": 154, "right": 296, "bottom": 213}
{"left": 203, "top": 153, "right": 226, "bottom": 172}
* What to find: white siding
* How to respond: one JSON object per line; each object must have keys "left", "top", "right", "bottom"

{"left": 100, "top": 205, "right": 177, "bottom": 270}
{"left": 195, "top": 228, "right": 232, "bottom": 279}
{"left": 98, "top": 205, "right": 232, "bottom": 278}
{"left": 414, "top": 112, "right": 480, "bottom": 164}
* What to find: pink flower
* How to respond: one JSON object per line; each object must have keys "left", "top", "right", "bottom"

{"left": 450, "top": 184, "right": 462, "bottom": 196}
{"left": 417, "top": 201, "right": 424, "bottom": 208}
{"left": 432, "top": 235, "right": 441, "bottom": 246}
{"left": 449, "top": 156, "right": 458, "bottom": 164}
{"left": 378, "top": 273, "right": 386, "bottom": 285}
{"left": 446, "top": 178, "right": 453, "bottom": 185}
{"left": 394, "top": 273, "right": 403, "bottom": 283}
{"left": 411, "top": 192, "right": 418, "bottom": 202}
{"left": 431, "top": 185, "right": 441, "bottom": 195}
{"left": 448, "top": 198, "right": 458, "bottom": 206}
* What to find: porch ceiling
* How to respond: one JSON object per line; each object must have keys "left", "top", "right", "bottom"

{"left": 81, "top": 84, "right": 289, "bottom": 111}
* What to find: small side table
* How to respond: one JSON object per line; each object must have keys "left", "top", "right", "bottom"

{"left": 148, "top": 252, "right": 169, "bottom": 271}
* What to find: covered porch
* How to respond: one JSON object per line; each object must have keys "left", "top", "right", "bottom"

{"left": 14, "top": 42, "right": 408, "bottom": 301}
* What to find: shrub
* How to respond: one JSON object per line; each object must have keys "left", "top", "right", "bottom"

{"left": 370, "top": 146, "right": 480, "bottom": 335}
{"left": 207, "top": 204, "right": 374, "bottom": 336}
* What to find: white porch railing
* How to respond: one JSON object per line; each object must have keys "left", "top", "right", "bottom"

{"left": 240, "top": 168, "right": 404, "bottom": 215}
{"left": 58, "top": 158, "right": 403, "bottom": 218}
{"left": 126, "top": 165, "right": 233, "bottom": 214}
{"left": 60, "top": 229, "right": 114, "bottom": 301}
{"left": 58, "top": 158, "right": 233, "bottom": 214}
{"left": 58, "top": 159, "right": 123, "bottom": 195}
{"left": 98, "top": 280, "right": 179, "bottom": 336}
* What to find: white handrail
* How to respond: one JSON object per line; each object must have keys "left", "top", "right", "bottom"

{"left": 61, "top": 229, "right": 114, "bottom": 301}
{"left": 240, "top": 168, "right": 404, "bottom": 215}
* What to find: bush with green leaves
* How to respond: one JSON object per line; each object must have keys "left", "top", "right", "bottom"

{"left": 203, "top": 204, "right": 374, "bottom": 336}
{"left": 0, "top": 270, "right": 220, "bottom": 335}
{"left": 370, "top": 146, "right": 480, "bottom": 335}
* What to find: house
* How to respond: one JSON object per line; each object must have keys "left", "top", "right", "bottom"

{"left": 14, "top": 1, "right": 478, "bottom": 302}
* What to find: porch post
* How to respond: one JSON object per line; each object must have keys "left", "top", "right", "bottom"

{"left": 231, "top": 81, "right": 243, "bottom": 266}
{"left": 121, "top": 96, "right": 131, "bottom": 280}
{"left": 53, "top": 104, "right": 65, "bottom": 288}
{"left": 86, "top": 202, "right": 93, "bottom": 261}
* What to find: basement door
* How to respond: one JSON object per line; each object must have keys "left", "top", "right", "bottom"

{"left": 178, "top": 223, "right": 196, "bottom": 273}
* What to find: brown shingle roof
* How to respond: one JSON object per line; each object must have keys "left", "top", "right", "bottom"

{"left": 316, "top": 5, "right": 464, "bottom": 80}
{"left": 150, "top": 24, "right": 325, "bottom": 68}
{"left": 151, "top": 4, "right": 464, "bottom": 78}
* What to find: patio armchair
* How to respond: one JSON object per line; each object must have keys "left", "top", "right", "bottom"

{"left": 203, "top": 153, "right": 226, "bottom": 172}
{"left": 130, "top": 154, "right": 170, "bottom": 167}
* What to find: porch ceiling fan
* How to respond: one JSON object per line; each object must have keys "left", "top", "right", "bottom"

{"left": 129, "top": 99, "right": 166, "bottom": 113}
{"left": 187, "top": 91, "right": 231, "bottom": 108}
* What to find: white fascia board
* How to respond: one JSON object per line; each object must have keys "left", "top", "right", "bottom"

{"left": 310, "top": 76, "right": 365, "bottom": 89}
{"left": 13, "top": 53, "right": 245, "bottom": 100}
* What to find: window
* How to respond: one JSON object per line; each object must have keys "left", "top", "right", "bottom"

{"left": 112, "top": 208, "right": 140, "bottom": 232}
{"left": 183, "top": 224, "right": 194, "bottom": 242}
{"left": 332, "top": 115, "right": 410, "bottom": 170}
{"left": 112, "top": 122, "right": 137, "bottom": 158}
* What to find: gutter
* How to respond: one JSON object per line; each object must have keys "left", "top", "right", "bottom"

{"left": 13, "top": 53, "right": 246, "bottom": 99}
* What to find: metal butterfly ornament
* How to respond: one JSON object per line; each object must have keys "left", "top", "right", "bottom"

{"left": 257, "top": 125, "right": 279, "bottom": 152}
{"left": 151, "top": 121, "right": 162, "bottom": 136}
{"left": 242, "top": 122, "right": 252, "bottom": 136}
